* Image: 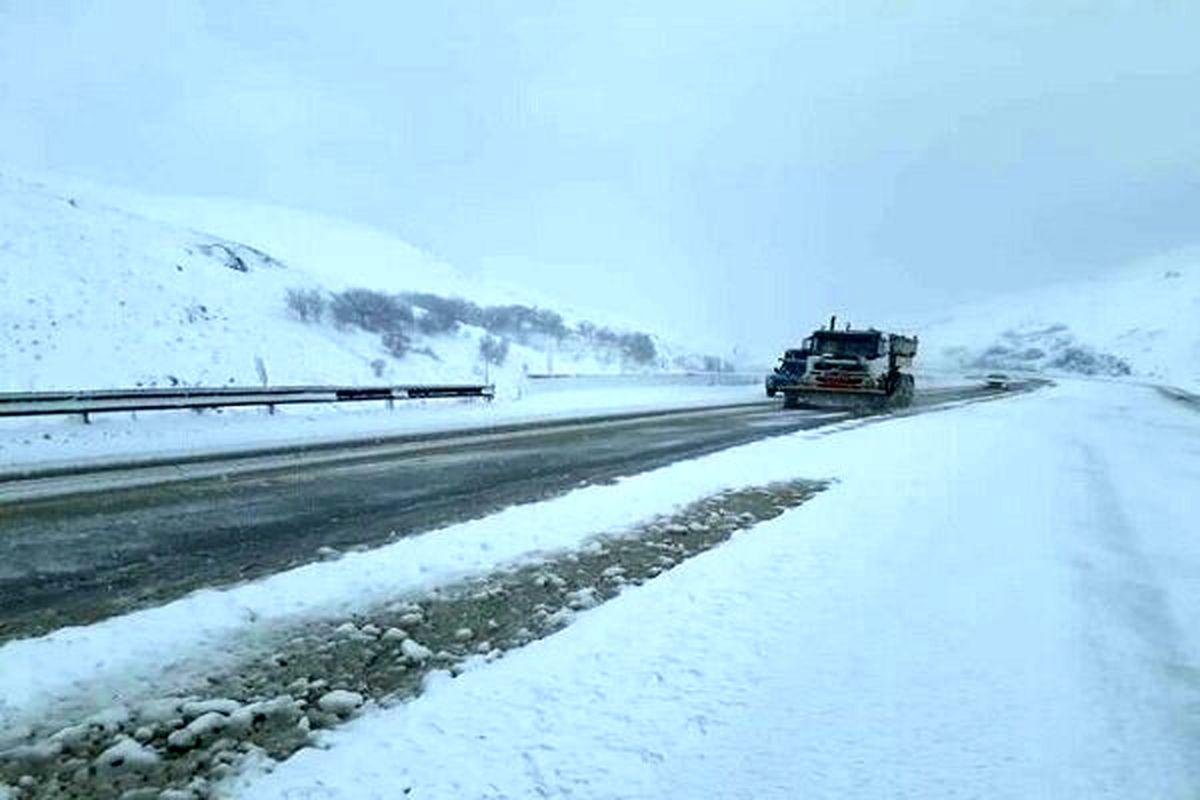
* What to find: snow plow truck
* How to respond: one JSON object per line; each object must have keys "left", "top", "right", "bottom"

{"left": 767, "top": 317, "right": 918, "bottom": 411}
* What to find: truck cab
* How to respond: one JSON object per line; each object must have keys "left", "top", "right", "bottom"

{"left": 770, "top": 317, "right": 918, "bottom": 410}
{"left": 765, "top": 345, "right": 811, "bottom": 397}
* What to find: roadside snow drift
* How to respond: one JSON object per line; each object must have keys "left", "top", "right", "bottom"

{"left": 225, "top": 381, "right": 1200, "bottom": 799}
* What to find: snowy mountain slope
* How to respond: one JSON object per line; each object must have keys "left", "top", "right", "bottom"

{"left": 906, "top": 250, "right": 1200, "bottom": 391}
{"left": 0, "top": 171, "right": 723, "bottom": 393}
{"left": 25, "top": 167, "right": 679, "bottom": 340}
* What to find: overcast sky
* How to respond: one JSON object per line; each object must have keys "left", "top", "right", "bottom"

{"left": 2, "top": 1, "right": 1199, "bottom": 353}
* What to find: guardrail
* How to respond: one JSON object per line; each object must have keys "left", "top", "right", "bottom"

{"left": 0, "top": 384, "right": 494, "bottom": 423}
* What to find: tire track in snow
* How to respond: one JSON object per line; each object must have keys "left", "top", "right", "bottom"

{"left": 1070, "top": 441, "right": 1200, "bottom": 793}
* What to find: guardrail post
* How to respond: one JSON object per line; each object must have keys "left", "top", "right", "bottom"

{"left": 81, "top": 411, "right": 91, "bottom": 425}
{"left": 386, "top": 398, "right": 395, "bottom": 410}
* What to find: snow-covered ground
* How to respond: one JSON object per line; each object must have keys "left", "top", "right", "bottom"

{"left": 3, "top": 380, "right": 1197, "bottom": 797}
{"left": 907, "top": 249, "right": 1200, "bottom": 392}
{"left": 225, "top": 380, "right": 1199, "bottom": 799}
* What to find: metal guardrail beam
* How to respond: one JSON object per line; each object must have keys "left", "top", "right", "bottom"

{"left": 0, "top": 384, "right": 494, "bottom": 421}
{"left": 525, "top": 372, "right": 762, "bottom": 380}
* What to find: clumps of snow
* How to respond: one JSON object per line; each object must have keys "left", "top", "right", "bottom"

{"left": 180, "top": 698, "right": 241, "bottom": 718}
{"left": 565, "top": 588, "right": 601, "bottom": 611}
{"left": 159, "top": 788, "right": 202, "bottom": 800}
{"left": 0, "top": 741, "right": 61, "bottom": 767}
{"left": 533, "top": 571, "right": 567, "bottom": 589}
{"left": 0, "top": 692, "right": 306, "bottom": 797}
{"left": 396, "top": 610, "right": 425, "bottom": 628}
{"left": 400, "top": 639, "right": 433, "bottom": 664}
{"left": 165, "top": 711, "right": 228, "bottom": 751}
{"left": 134, "top": 698, "right": 187, "bottom": 726}
{"left": 94, "top": 735, "right": 160, "bottom": 775}
{"left": 381, "top": 627, "right": 409, "bottom": 643}
{"left": 542, "top": 607, "right": 576, "bottom": 629}
{"left": 316, "top": 690, "right": 364, "bottom": 718}
{"left": 316, "top": 546, "right": 342, "bottom": 561}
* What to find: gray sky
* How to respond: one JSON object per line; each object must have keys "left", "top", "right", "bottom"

{"left": 2, "top": 1, "right": 1199, "bottom": 354}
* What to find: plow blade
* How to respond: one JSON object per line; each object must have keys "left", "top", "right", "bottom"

{"left": 781, "top": 388, "right": 892, "bottom": 412}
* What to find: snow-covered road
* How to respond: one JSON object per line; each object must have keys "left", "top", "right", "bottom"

{"left": 227, "top": 380, "right": 1200, "bottom": 799}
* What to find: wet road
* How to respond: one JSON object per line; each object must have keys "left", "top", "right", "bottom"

{"left": 0, "top": 386, "right": 1004, "bottom": 640}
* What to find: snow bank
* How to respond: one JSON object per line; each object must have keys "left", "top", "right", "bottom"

{"left": 226, "top": 381, "right": 1200, "bottom": 798}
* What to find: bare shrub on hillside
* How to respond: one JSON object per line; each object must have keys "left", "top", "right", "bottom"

{"left": 479, "top": 335, "right": 510, "bottom": 366}
{"left": 482, "top": 305, "right": 568, "bottom": 342}
{"left": 619, "top": 332, "right": 657, "bottom": 365}
{"left": 381, "top": 330, "right": 412, "bottom": 358}
{"left": 330, "top": 289, "right": 413, "bottom": 333}
{"left": 402, "top": 293, "right": 481, "bottom": 329}
{"left": 413, "top": 304, "right": 461, "bottom": 335}
{"left": 285, "top": 288, "right": 326, "bottom": 323}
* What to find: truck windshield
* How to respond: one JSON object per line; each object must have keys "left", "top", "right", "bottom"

{"left": 812, "top": 333, "right": 881, "bottom": 358}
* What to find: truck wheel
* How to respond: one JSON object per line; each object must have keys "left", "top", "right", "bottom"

{"left": 890, "top": 374, "right": 915, "bottom": 409}
{"left": 782, "top": 392, "right": 801, "bottom": 410}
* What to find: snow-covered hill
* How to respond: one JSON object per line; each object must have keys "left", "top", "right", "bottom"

{"left": 907, "top": 251, "right": 1200, "bottom": 392}
{"left": 0, "top": 171, "right": 726, "bottom": 393}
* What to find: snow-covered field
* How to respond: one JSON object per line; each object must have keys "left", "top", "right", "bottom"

{"left": 224, "top": 380, "right": 1200, "bottom": 799}
{"left": 3, "top": 380, "right": 1197, "bottom": 797}
{"left": 908, "top": 249, "right": 1200, "bottom": 392}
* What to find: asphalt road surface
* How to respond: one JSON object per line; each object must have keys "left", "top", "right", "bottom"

{"left": 0, "top": 385, "right": 1011, "bottom": 640}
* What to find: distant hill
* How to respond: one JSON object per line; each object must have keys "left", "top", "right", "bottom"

{"left": 907, "top": 250, "right": 1200, "bottom": 392}
{"left": 0, "top": 170, "right": 729, "bottom": 393}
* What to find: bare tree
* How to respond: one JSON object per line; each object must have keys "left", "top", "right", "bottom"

{"left": 285, "top": 288, "right": 326, "bottom": 323}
